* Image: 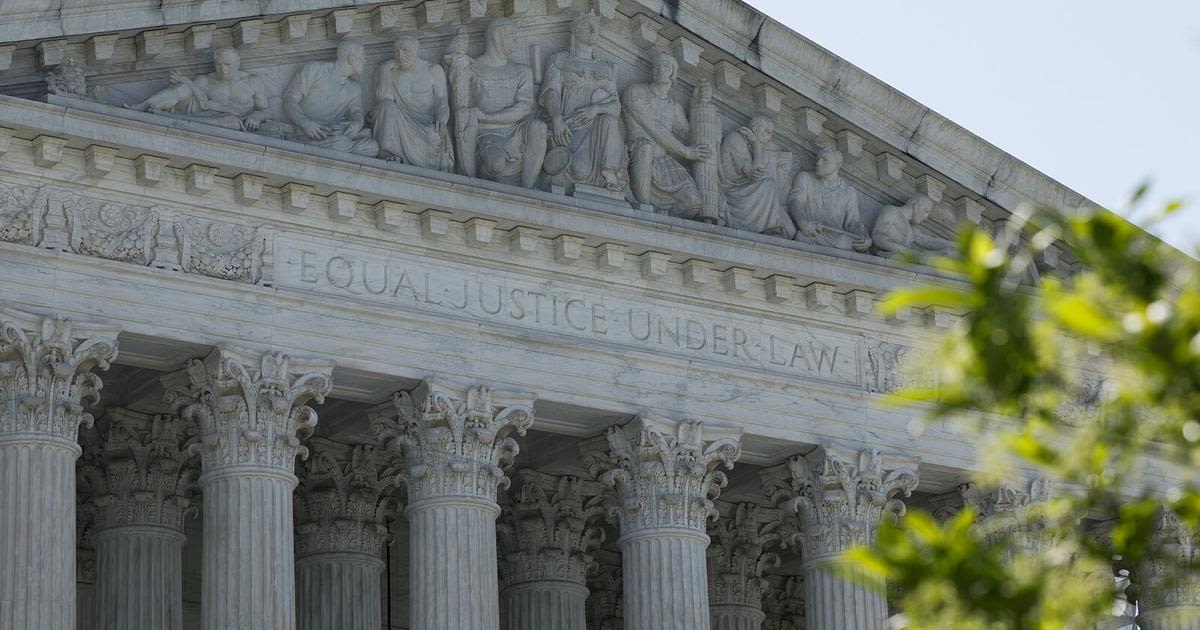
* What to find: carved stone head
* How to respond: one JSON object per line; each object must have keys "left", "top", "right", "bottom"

{"left": 212, "top": 47, "right": 240, "bottom": 81}
{"left": 651, "top": 52, "right": 678, "bottom": 87}
{"left": 336, "top": 39, "right": 366, "bottom": 79}
{"left": 486, "top": 18, "right": 518, "bottom": 59}
{"left": 815, "top": 142, "right": 843, "bottom": 178}
{"left": 750, "top": 115, "right": 775, "bottom": 142}
{"left": 393, "top": 34, "right": 420, "bottom": 69}
{"left": 910, "top": 193, "right": 935, "bottom": 224}
{"left": 572, "top": 12, "right": 601, "bottom": 48}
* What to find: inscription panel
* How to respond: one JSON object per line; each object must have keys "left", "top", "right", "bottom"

{"left": 275, "top": 234, "right": 868, "bottom": 388}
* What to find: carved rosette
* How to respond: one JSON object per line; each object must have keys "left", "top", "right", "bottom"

{"left": 370, "top": 379, "right": 536, "bottom": 505}
{"left": 586, "top": 550, "right": 624, "bottom": 630}
{"left": 761, "top": 576, "right": 805, "bottom": 630}
{"left": 83, "top": 408, "right": 197, "bottom": 532}
{"left": 960, "top": 477, "right": 1052, "bottom": 552}
{"left": 581, "top": 414, "right": 742, "bottom": 535}
{"left": 762, "top": 444, "right": 919, "bottom": 563}
{"left": 294, "top": 437, "right": 403, "bottom": 558}
{"left": 707, "top": 502, "right": 783, "bottom": 608}
{"left": 0, "top": 309, "right": 119, "bottom": 441}
{"left": 162, "top": 346, "right": 333, "bottom": 475}
{"left": 497, "top": 470, "right": 607, "bottom": 587}
{"left": 1138, "top": 509, "right": 1200, "bottom": 612}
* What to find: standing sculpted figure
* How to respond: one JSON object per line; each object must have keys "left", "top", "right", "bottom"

{"left": 128, "top": 47, "right": 270, "bottom": 132}
{"left": 445, "top": 19, "right": 548, "bottom": 189}
{"left": 788, "top": 142, "right": 871, "bottom": 252}
{"left": 282, "top": 39, "right": 380, "bottom": 157}
{"left": 871, "top": 193, "right": 956, "bottom": 257}
{"left": 539, "top": 12, "right": 627, "bottom": 192}
{"left": 624, "top": 53, "right": 713, "bottom": 220}
{"left": 720, "top": 116, "right": 795, "bottom": 237}
{"left": 372, "top": 34, "right": 454, "bottom": 171}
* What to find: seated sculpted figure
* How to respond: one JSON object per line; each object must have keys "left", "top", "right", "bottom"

{"left": 282, "top": 39, "right": 379, "bottom": 157}
{"left": 624, "top": 53, "right": 712, "bottom": 220}
{"left": 871, "top": 193, "right": 956, "bottom": 257}
{"left": 539, "top": 12, "right": 627, "bottom": 192}
{"left": 445, "top": 19, "right": 547, "bottom": 189}
{"left": 128, "top": 47, "right": 270, "bottom": 132}
{"left": 372, "top": 35, "right": 454, "bottom": 171}
{"left": 720, "top": 116, "right": 795, "bottom": 238}
{"left": 789, "top": 143, "right": 871, "bottom": 252}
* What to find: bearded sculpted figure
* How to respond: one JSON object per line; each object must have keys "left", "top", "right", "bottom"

{"left": 282, "top": 39, "right": 380, "bottom": 157}
{"left": 372, "top": 34, "right": 454, "bottom": 171}
{"left": 128, "top": 47, "right": 271, "bottom": 132}
{"left": 871, "top": 193, "right": 956, "bottom": 257}
{"left": 789, "top": 142, "right": 871, "bottom": 252}
{"left": 445, "top": 19, "right": 548, "bottom": 189}
{"left": 624, "top": 53, "right": 713, "bottom": 220}
{"left": 539, "top": 12, "right": 627, "bottom": 193}
{"left": 720, "top": 115, "right": 795, "bottom": 237}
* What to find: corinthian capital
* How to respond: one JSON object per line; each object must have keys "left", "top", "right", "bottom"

{"left": 498, "top": 470, "right": 607, "bottom": 587}
{"left": 762, "top": 575, "right": 805, "bottom": 630}
{"left": 1138, "top": 508, "right": 1200, "bottom": 611}
{"left": 0, "top": 308, "right": 119, "bottom": 441}
{"left": 762, "top": 443, "right": 919, "bottom": 561}
{"left": 84, "top": 408, "right": 197, "bottom": 531}
{"left": 161, "top": 346, "right": 334, "bottom": 474}
{"left": 580, "top": 414, "right": 742, "bottom": 534}
{"left": 960, "top": 476, "right": 1053, "bottom": 550}
{"left": 707, "top": 501, "right": 783, "bottom": 608}
{"left": 295, "top": 437, "right": 403, "bottom": 557}
{"left": 370, "top": 378, "right": 536, "bottom": 504}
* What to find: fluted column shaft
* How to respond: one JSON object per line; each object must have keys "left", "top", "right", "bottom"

{"left": 504, "top": 580, "right": 587, "bottom": 630}
{"left": 200, "top": 469, "right": 296, "bottom": 630}
{"left": 803, "top": 557, "right": 887, "bottom": 630}
{"left": 409, "top": 497, "right": 502, "bottom": 629}
{"left": 711, "top": 605, "right": 765, "bottom": 630}
{"left": 94, "top": 525, "right": 185, "bottom": 630}
{"left": 622, "top": 529, "right": 713, "bottom": 630}
{"left": 296, "top": 552, "right": 384, "bottom": 630}
{"left": 0, "top": 436, "right": 79, "bottom": 630}
{"left": 0, "top": 311, "right": 119, "bottom": 630}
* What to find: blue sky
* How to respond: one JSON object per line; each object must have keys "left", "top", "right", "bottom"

{"left": 746, "top": 0, "right": 1200, "bottom": 253}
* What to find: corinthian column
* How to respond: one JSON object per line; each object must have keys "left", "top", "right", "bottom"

{"left": 707, "top": 502, "right": 782, "bottom": 630}
{"left": 1137, "top": 509, "right": 1200, "bottom": 630}
{"left": 762, "top": 444, "right": 919, "bottom": 630}
{"left": 498, "top": 470, "right": 606, "bottom": 630}
{"left": 163, "top": 346, "right": 333, "bottom": 630}
{"left": 371, "top": 379, "right": 536, "bottom": 630}
{"left": 294, "top": 438, "right": 401, "bottom": 630}
{"left": 88, "top": 409, "right": 195, "bottom": 630}
{"left": 960, "top": 477, "right": 1052, "bottom": 560}
{"left": 580, "top": 414, "right": 743, "bottom": 630}
{"left": 0, "top": 310, "right": 119, "bottom": 630}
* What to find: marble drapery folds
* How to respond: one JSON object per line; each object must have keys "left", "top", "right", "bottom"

{"left": 372, "top": 35, "right": 455, "bottom": 171}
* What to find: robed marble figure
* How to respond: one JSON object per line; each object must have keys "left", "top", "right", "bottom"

{"left": 789, "top": 143, "right": 871, "bottom": 252}
{"left": 445, "top": 19, "right": 547, "bottom": 189}
{"left": 282, "top": 39, "right": 380, "bottom": 157}
{"left": 624, "top": 53, "right": 712, "bottom": 220}
{"left": 539, "top": 13, "right": 627, "bottom": 192}
{"left": 871, "top": 193, "right": 955, "bottom": 257}
{"left": 720, "top": 116, "right": 795, "bottom": 237}
{"left": 129, "top": 47, "right": 271, "bottom": 132}
{"left": 372, "top": 35, "right": 454, "bottom": 171}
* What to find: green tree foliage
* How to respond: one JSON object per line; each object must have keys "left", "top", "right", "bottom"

{"left": 847, "top": 192, "right": 1199, "bottom": 629}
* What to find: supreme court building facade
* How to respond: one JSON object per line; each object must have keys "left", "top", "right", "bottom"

{"left": 0, "top": 0, "right": 1185, "bottom": 629}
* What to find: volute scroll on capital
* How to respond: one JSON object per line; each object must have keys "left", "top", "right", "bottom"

{"left": 707, "top": 501, "right": 785, "bottom": 608}
{"left": 294, "top": 437, "right": 404, "bottom": 557}
{"left": 160, "top": 345, "right": 334, "bottom": 474}
{"left": 579, "top": 414, "right": 743, "bottom": 534}
{"left": 497, "top": 469, "right": 608, "bottom": 586}
{"left": 0, "top": 307, "right": 120, "bottom": 441}
{"left": 369, "top": 378, "right": 536, "bottom": 504}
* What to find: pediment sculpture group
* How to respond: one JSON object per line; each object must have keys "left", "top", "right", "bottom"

{"left": 58, "top": 12, "right": 953, "bottom": 257}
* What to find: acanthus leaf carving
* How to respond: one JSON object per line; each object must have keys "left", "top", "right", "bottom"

{"left": 586, "top": 549, "right": 624, "bottom": 630}
{"left": 580, "top": 414, "right": 742, "bottom": 534}
{"left": 761, "top": 575, "right": 805, "bottom": 630}
{"left": 175, "top": 216, "right": 271, "bottom": 285}
{"left": 762, "top": 443, "right": 919, "bottom": 563}
{"left": 497, "top": 470, "right": 607, "bottom": 587}
{"left": 707, "top": 501, "right": 783, "bottom": 608}
{"left": 0, "top": 308, "right": 119, "bottom": 440}
{"left": 295, "top": 437, "right": 403, "bottom": 557}
{"left": 370, "top": 378, "right": 535, "bottom": 504}
{"left": 0, "top": 182, "right": 48, "bottom": 245}
{"left": 88, "top": 408, "right": 198, "bottom": 532}
{"left": 64, "top": 195, "right": 159, "bottom": 265}
{"left": 161, "top": 346, "right": 334, "bottom": 473}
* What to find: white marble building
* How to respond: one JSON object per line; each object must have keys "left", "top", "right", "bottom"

{"left": 0, "top": 1, "right": 1184, "bottom": 629}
